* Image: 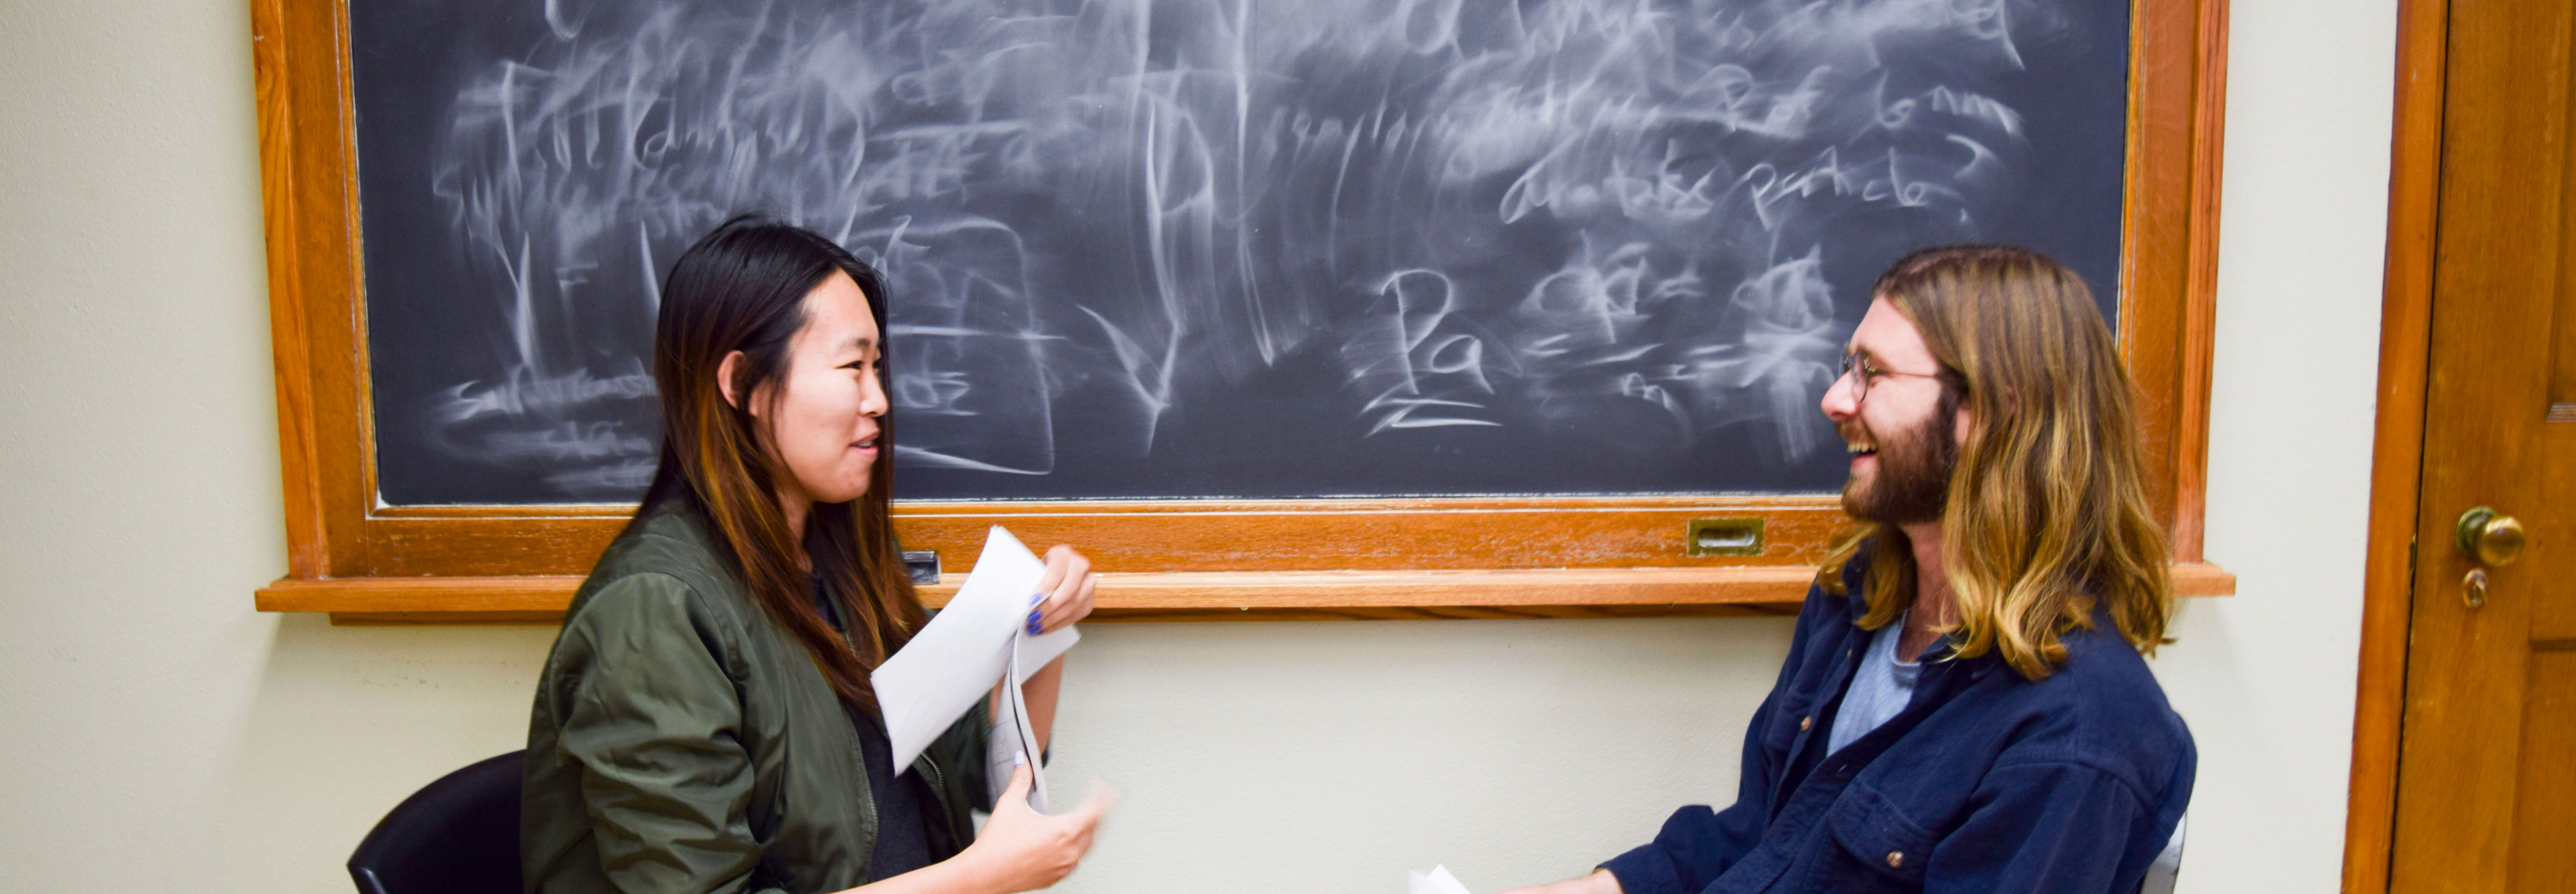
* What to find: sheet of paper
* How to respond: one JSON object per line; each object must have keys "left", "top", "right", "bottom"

{"left": 1407, "top": 865, "right": 1475, "bottom": 894}
{"left": 987, "top": 640, "right": 1051, "bottom": 812}
{"left": 873, "top": 525, "right": 1079, "bottom": 772}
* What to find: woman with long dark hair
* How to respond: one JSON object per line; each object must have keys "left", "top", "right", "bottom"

{"left": 523, "top": 215, "right": 1106, "bottom": 894}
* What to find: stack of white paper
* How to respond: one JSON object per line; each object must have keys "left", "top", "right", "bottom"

{"left": 871, "top": 526, "right": 1079, "bottom": 810}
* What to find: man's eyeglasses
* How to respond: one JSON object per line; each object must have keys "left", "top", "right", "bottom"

{"left": 1837, "top": 352, "right": 1946, "bottom": 404}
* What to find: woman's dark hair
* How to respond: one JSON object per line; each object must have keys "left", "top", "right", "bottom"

{"left": 632, "top": 214, "right": 919, "bottom": 714}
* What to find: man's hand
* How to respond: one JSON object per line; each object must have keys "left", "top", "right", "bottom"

{"left": 953, "top": 762, "right": 1117, "bottom": 893}
{"left": 1496, "top": 869, "right": 1625, "bottom": 894}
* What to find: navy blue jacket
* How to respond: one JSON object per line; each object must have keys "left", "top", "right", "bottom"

{"left": 1600, "top": 561, "right": 2194, "bottom": 894}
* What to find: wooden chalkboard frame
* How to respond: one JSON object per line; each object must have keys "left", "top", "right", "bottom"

{"left": 250, "top": 0, "right": 2236, "bottom": 622}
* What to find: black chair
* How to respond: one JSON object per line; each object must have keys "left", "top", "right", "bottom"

{"left": 348, "top": 751, "right": 524, "bottom": 894}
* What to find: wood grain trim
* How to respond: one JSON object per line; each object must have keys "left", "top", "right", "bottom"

{"left": 252, "top": 0, "right": 2231, "bottom": 611}
{"left": 250, "top": 0, "right": 313, "bottom": 576}
{"left": 2345, "top": 0, "right": 2448, "bottom": 890}
{"left": 258, "top": 561, "right": 2235, "bottom": 624}
{"left": 251, "top": 0, "right": 326, "bottom": 577}
{"left": 253, "top": 0, "right": 371, "bottom": 578}
{"left": 356, "top": 496, "right": 1855, "bottom": 577}
{"left": 2173, "top": 0, "right": 2232, "bottom": 564}
{"left": 2120, "top": 0, "right": 2231, "bottom": 565}
{"left": 2173, "top": 562, "right": 2237, "bottom": 598}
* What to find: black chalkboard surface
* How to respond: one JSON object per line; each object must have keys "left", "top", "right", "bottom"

{"left": 351, "top": 0, "right": 2129, "bottom": 505}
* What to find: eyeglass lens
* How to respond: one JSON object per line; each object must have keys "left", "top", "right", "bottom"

{"left": 1841, "top": 353, "right": 1868, "bottom": 402}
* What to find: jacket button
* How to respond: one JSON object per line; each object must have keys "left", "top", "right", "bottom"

{"left": 1799, "top": 715, "right": 1813, "bottom": 731}
{"left": 1886, "top": 851, "right": 1904, "bottom": 868}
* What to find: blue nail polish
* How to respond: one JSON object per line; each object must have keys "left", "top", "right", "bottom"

{"left": 1026, "top": 619, "right": 1043, "bottom": 636}
{"left": 1031, "top": 593, "right": 1046, "bottom": 605}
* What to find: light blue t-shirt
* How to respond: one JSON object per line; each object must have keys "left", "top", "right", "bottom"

{"left": 1827, "top": 611, "right": 1930, "bottom": 755}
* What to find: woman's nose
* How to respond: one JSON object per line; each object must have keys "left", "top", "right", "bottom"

{"left": 860, "top": 368, "right": 890, "bottom": 417}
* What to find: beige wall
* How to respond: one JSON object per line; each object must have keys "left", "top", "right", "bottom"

{"left": 2157, "top": 0, "right": 2398, "bottom": 888}
{"left": 0, "top": 0, "right": 2394, "bottom": 890}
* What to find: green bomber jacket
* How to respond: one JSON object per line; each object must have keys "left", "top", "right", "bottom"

{"left": 521, "top": 502, "right": 991, "bottom": 894}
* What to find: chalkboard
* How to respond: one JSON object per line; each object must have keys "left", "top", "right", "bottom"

{"left": 350, "top": 0, "right": 2130, "bottom": 506}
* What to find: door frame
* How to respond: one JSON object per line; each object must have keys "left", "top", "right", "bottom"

{"left": 2346, "top": 0, "right": 2450, "bottom": 890}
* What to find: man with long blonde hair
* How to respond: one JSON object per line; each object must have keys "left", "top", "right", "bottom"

{"left": 1503, "top": 246, "right": 2194, "bottom": 894}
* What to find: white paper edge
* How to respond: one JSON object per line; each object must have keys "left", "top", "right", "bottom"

{"left": 875, "top": 525, "right": 1076, "bottom": 772}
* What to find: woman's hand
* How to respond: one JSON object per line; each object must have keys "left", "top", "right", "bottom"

{"left": 1027, "top": 545, "right": 1097, "bottom": 635}
{"left": 956, "top": 762, "right": 1117, "bottom": 893}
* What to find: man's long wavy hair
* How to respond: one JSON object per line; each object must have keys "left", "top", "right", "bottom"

{"left": 1819, "top": 245, "right": 2174, "bottom": 681}
{"left": 628, "top": 215, "right": 922, "bottom": 714}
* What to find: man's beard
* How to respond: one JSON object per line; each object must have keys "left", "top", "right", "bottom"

{"left": 1842, "top": 407, "right": 1958, "bottom": 525}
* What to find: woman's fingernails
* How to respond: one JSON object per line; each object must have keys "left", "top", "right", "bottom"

{"left": 1031, "top": 593, "right": 1045, "bottom": 605}
{"left": 1027, "top": 611, "right": 1042, "bottom": 635}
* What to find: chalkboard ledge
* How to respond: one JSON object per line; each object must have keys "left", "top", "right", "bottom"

{"left": 258, "top": 563, "right": 2236, "bottom": 625}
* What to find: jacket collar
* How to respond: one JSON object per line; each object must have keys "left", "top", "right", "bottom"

{"left": 1837, "top": 543, "right": 2009, "bottom": 683}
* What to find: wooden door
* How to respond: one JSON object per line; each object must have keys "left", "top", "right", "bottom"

{"left": 2389, "top": 0, "right": 2576, "bottom": 890}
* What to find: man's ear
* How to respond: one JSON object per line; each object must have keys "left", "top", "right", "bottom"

{"left": 716, "top": 350, "right": 751, "bottom": 414}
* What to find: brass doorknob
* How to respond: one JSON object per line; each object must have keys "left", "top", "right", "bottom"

{"left": 2455, "top": 506, "right": 2527, "bottom": 566}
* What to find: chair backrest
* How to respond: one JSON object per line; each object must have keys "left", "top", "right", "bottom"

{"left": 2139, "top": 814, "right": 2187, "bottom": 894}
{"left": 348, "top": 751, "right": 525, "bottom": 894}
